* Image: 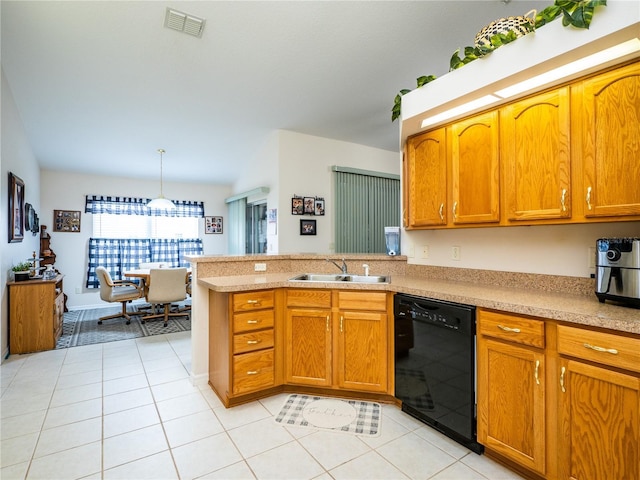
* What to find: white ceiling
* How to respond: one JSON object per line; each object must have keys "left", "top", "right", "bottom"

{"left": 1, "top": 0, "right": 545, "bottom": 185}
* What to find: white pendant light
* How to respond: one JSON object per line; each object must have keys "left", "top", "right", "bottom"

{"left": 147, "top": 149, "right": 176, "bottom": 210}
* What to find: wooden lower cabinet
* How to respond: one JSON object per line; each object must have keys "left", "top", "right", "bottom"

{"left": 209, "top": 289, "right": 281, "bottom": 407}
{"left": 9, "top": 275, "right": 65, "bottom": 354}
{"left": 286, "top": 307, "right": 332, "bottom": 386}
{"left": 336, "top": 291, "right": 388, "bottom": 393}
{"left": 478, "top": 309, "right": 640, "bottom": 480}
{"left": 477, "top": 309, "right": 547, "bottom": 476}
{"left": 557, "top": 325, "right": 640, "bottom": 480}
{"left": 210, "top": 287, "right": 392, "bottom": 407}
{"left": 285, "top": 289, "right": 391, "bottom": 395}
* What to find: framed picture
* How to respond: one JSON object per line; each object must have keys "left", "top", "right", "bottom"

{"left": 53, "top": 210, "right": 81, "bottom": 232}
{"left": 8, "top": 172, "right": 25, "bottom": 243}
{"left": 300, "top": 219, "right": 316, "bottom": 235}
{"left": 205, "top": 216, "right": 223, "bottom": 234}
{"left": 303, "top": 197, "right": 315, "bottom": 215}
{"left": 291, "top": 197, "right": 303, "bottom": 215}
{"left": 314, "top": 198, "right": 325, "bottom": 216}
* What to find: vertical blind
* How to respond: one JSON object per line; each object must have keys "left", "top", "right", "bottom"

{"left": 226, "top": 197, "right": 247, "bottom": 254}
{"left": 333, "top": 167, "right": 400, "bottom": 253}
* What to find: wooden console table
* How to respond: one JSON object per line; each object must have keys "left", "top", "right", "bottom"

{"left": 8, "top": 275, "right": 65, "bottom": 354}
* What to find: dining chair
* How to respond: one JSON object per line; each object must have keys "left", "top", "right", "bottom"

{"left": 96, "top": 266, "right": 144, "bottom": 325}
{"left": 142, "top": 267, "right": 190, "bottom": 327}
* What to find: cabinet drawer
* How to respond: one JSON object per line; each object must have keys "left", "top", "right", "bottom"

{"left": 557, "top": 325, "right": 640, "bottom": 374}
{"left": 232, "top": 290, "right": 274, "bottom": 312}
{"left": 233, "top": 349, "right": 274, "bottom": 394}
{"left": 286, "top": 289, "right": 331, "bottom": 308}
{"left": 233, "top": 309, "right": 274, "bottom": 334}
{"left": 337, "top": 291, "right": 387, "bottom": 311}
{"left": 478, "top": 309, "right": 545, "bottom": 348}
{"left": 233, "top": 329, "right": 274, "bottom": 354}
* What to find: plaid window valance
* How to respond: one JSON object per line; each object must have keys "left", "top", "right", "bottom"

{"left": 86, "top": 237, "right": 203, "bottom": 288}
{"left": 85, "top": 195, "right": 204, "bottom": 218}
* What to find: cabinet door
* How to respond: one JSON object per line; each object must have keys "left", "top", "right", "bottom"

{"left": 579, "top": 62, "right": 640, "bottom": 217}
{"left": 406, "top": 128, "right": 447, "bottom": 227}
{"left": 558, "top": 359, "right": 639, "bottom": 480}
{"left": 477, "top": 337, "right": 546, "bottom": 475}
{"left": 336, "top": 310, "right": 387, "bottom": 393}
{"left": 450, "top": 111, "right": 500, "bottom": 224}
{"left": 285, "top": 308, "right": 332, "bottom": 386}
{"left": 502, "top": 88, "right": 571, "bottom": 221}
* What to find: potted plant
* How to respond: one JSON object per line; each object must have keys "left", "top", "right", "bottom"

{"left": 12, "top": 262, "right": 32, "bottom": 282}
{"left": 391, "top": 0, "right": 607, "bottom": 122}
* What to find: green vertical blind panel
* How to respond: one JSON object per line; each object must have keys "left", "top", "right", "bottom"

{"left": 335, "top": 170, "right": 400, "bottom": 253}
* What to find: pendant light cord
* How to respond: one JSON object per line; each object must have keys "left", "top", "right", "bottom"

{"left": 158, "top": 148, "right": 165, "bottom": 198}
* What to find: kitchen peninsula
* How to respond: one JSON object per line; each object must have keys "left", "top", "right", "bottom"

{"left": 188, "top": 253, "right": 640, "bottom": 480}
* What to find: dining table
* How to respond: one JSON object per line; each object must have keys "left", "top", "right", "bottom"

{"left": 124, "top": 267, "right": 191, "bottom": 296}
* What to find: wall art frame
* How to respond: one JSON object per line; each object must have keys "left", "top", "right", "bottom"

{"left": 300, "top": 219, "right": 316, "bottom": 236}
{"left": 303, "top": 197, "right": 315, "bottom": 215}
{"left": 54, "top": 210, "right": 81, "bottom": 232}
{"left": 314, "top": 198, "right": 325, "bottom": 216}
{"left": 8, "top": 172, "right": 25, "bottom": 243}
{"left": 291, "top": 196, "right": 303, "bottom": 215}
{"left": 205, "top": 216, "right": 223, "bottom": 234}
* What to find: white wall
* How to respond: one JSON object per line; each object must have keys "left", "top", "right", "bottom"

{"left": 1, "top": 71, "right": 42, "bottom": 358}
{"left": 40, "top": 170, "right": 233, "bottom": 308}
{"left": 277, "top": 130, "right": 399, "bottom": 254}
{"left": 403, "top": 222, "right": 640, "bottom": 278}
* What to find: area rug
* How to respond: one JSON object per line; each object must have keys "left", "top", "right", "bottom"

{"left": 274, "top": 394, "right": 381, "bottom": 437}
{"left": 56, "top": 305, "right": 190, "bottom": 349}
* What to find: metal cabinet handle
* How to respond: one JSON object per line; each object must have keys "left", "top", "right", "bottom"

{"left": 247, "top": 340, "right": 260, "bottom": 345}
{"left": 534, "top": 360, "right": 540, "bottom": 385}
{"left": 452, "top": 201, "right": 458, "bottom": 219}
{"left": 586, "top": 186, "right": 592, "bottom": 210}
{"left": 340, "top": 316, "right": 344, "bottom": 333}
{"left": 247, "top": 370, "right": 259, "bottom": 375}
{"left": 247, "top": 300, "right": 261, "bottom": 305}
{"left": 247, "top": 319, "right": 261, "bottom": 324}
{"left": 561, "top": 189, "right": 567, "bottom": 212}
{"left": 497, "top": 324, "right": 521, "bottom": 333}
{"left": 439, "top": 203, "right": 444, "bottom": 222}
{"left": 584, "top": 343, "right": 618, "bottom": 355}
{"left": 560, "top": 366, "right": 566, "bottom": 393}
{"left": 326, "top": 315, "right": 330, "bottom": 332}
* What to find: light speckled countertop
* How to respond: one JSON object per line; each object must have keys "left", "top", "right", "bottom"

{"left": 198, "top": 272, "right": 640, "bottom": 335}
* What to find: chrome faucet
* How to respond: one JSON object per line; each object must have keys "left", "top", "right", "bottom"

{"left": 327, "top": 258, "right": 348, "bottom": 274}
{"left": 362, "top": 264, "right": 369, "bottom": 276}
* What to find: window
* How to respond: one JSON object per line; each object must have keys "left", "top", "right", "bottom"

{"left": 85, "top": 195, "right": 205, "bottom": 288}
{"left": 92, "top": 213, "right": 198, "bottom": 239}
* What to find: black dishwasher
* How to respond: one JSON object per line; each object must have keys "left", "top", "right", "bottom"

{"left": 394, "top": 293, "right": 483, "bottom": 454}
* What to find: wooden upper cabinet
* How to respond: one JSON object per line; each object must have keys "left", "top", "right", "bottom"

{"left": 578, "top": 61, "right": 640, "bottom": 218}
{"left": 501, "top": 87, "right": 571, "bottom": 221}
{"left": 450, "top": 111, "right": 500, "bottom": 224}
{"left": 406, "top": 128, "right": 447, "bottom": 227}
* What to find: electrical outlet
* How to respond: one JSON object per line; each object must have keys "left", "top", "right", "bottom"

{"left": 407, "top": 245, "right": 415, "bottom": 257}
{"left": 588, "top": 247, "right": 596, "bottom": 268}
{"left": 254, "top": 263, "right": 267, "bottom": 272}
{"left": 451, "top": 246, "right": 461, "bottom": 261}
{"left": 75, "top": 287, "right": 81, "bottom": 294}
{"left": 421, "top": 245, "right": 430, "bottom": 259}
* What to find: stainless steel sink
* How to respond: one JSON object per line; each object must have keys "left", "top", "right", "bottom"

{"left": 289, "top": 273, "right": 390, "bottom": 283}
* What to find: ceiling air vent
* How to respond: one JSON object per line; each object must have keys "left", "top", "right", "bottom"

{"left": 164, "top": 8, "right": 205, "bottom": 38}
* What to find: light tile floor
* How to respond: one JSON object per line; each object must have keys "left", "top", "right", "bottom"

{"left": 1, "top": 332, "right": 525, "bottom": 480}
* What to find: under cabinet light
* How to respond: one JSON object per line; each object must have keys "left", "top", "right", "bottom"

{"left": 420, "top": 95, "right": 501, "bottom": 129}
{"left": 494, "top": 38, "right": 640, "bottom": 99}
